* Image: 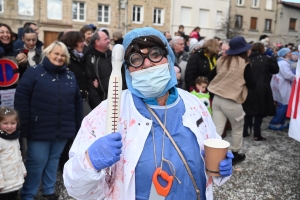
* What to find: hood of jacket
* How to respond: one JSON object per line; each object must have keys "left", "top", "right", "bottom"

{"left": 249, "top": 50, "right": 263, "bottom": 58}
{"left": 17, "top": 27, "right": 24, "bottom": 40}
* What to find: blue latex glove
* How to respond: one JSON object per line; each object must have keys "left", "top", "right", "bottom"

{"left": 88, "top": 132, "right": 122, "bottom": 170}
{"left": 201, "top": 150, "right": 233, "bottom": 177}
{"left": 219, "top": 152, "right": 234, "bottom": 177}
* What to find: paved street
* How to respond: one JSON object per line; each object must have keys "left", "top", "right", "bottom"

{"left": 34, "top": 117, "right": 300, "bottom": 200}
{"left": 214, "top": 117, "right": 300, "bottom": 200}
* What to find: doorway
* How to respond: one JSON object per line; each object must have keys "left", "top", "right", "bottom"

{"left": 44, "top": 31, "right": 59, "bottom": 48}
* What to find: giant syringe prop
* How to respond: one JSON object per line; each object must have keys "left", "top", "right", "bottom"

{"left": 105, "top": 44, "right": 124, "bottom": 135}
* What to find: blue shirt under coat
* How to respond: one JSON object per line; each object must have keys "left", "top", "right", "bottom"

{"left": 133, "top": 94, "right": 206, "bottom": 200}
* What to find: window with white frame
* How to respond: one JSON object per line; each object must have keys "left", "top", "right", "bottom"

{"left": 236, "top": 0, "right": 244, "bottom": 6}
{"left": 18, "top": 0, "right": 34, "bottom": 16}
{"left": 153, "top": 8, "right": 164, "bottom": 25}
{"left": 199, "top": 9, "right": 209, "bottom": 27}
{"left": 72, "top": 1, "right": 85, "bottom": 21}
{"left": 132, "top": 5, "right": 143, "bottom": 23}
{"left": 216, "top": 11, "right": 222, "bottom": 28}
{"left": 180, "top": 7, "right": 191, "bottom": 25}
{"left": 0, "top": 0, "right": 4, "bottom": 13}
{"left": 252, "top": 0, "right": 259, "bottom": 8}
{"left": 266, "top": 0, "right": 273, "bottom": 10}
{"left": 265, "top": 19, "right": 272, "bottom": 31}
{"left": 47, "top": 0, "right": 62, "bottom": 20}
{"left": 235, "top": 15, "right": 243, "bottom": 28}
{"left": 98, "top": 4, "right": 110, "bottom": 23}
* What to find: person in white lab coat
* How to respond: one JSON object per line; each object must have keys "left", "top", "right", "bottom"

{"left": 63, "top": 27, "right": 233, "bottom": 200}
{"left": 269, "top": 48, "right": 295, "bottom": 130}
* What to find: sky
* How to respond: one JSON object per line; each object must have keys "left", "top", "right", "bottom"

{"left": 282, "top": 0, "right": 300, "bottom": 3}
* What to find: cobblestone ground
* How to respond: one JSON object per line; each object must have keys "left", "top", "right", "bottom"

{"left": 22, "top": 117, "right": 300, "bottom": 200}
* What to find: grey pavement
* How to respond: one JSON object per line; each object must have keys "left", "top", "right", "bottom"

{"left": 213, "top": 117, "right": 300, "bottom": 200}
{"left": 33, "top": 117, "right": 300, "bottom": 200}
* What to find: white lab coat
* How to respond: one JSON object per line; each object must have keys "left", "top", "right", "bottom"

{"left": 63, "top": 89, "right": 229, "bottom": 200}
{"left": 270, "top": 59, "right": 295, "bottom": 105}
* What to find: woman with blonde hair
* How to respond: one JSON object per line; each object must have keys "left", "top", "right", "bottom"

{"left": 185, "top": 39, "right": 220, "bottom": 91}
{"left": 14, "top": 41, "right": 83, "bottom": 200}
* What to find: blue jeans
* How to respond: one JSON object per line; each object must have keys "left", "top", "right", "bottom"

{"left": 21, "top": 139, "right": 67, "bottom": 200}
{"left": 270, "top": 102, "right": 288, "bottom": 125}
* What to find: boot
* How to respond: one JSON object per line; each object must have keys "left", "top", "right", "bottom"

{"left": 232, "top": 151, "right": 246, "bottom": 165}
{"left": 42, "top": 193, "right": 59, "bottom": 200}
{"left": 221, "top": 130, "right": 227, "bottom": 138}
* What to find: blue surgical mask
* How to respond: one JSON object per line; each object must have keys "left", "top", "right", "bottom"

{"left": 130, "top": 63, "right": 171, "bottom": 98}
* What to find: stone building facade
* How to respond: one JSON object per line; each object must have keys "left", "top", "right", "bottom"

{"left": 170, "top": 0, "right": 230, "bottom": 40}
{"left": 273, "top": 1, "right": 300, "bottom": 45}
{"left": 0, "top": 0, "right": 171, "bottom": 48}
{"left": 228, "top": 0, "right": 278, "bottom": 42}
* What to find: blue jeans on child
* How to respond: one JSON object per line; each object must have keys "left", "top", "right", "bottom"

{"left": 21, "top": 139, "right": 67, "bottom": 200}
{"left": 268, "top": 102, "right": 288, "bottom": 130}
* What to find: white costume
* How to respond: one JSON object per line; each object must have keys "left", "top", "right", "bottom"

{"left": 63, "top": 89, "right": 229, "bottom": 200}
{"left": 271, "top": 59, "right": 295, "bottom": 105}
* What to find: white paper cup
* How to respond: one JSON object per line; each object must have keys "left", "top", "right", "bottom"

{"left": 204, "top": 139, "right": 230, "bottom": 177}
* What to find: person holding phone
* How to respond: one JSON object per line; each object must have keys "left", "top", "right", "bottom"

{"left": 16, "top": 27, "right": 42, "bottom": 70}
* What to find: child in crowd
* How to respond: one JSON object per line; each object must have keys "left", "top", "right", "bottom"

{"left": 190, "top": 76, "right": 212, "bottom": 114}
{"left": 174, "top": 65, "right": 182, "bottom": 88}
{"left": 0, "top": 107, "right": 26, "bottom": 200}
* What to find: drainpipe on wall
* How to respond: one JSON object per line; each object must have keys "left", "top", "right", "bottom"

{"left": 125, "top": 0, "right": 127, "bottom": 34}
{"left": 118, "top": 0, "right": 121, "bottom": 29}
{"left": 170, "top": 0, "right": 174, "bottom": 35}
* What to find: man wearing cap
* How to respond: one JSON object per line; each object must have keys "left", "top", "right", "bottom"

{"left": 269, "top": 48, "right": 295, "bottom": 130}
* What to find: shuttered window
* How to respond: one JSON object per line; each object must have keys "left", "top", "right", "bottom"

{"left": 250, "top": 17, "right": 257, "bottom": 30}
{"left": 289, "top": 18, "right": 297, "bottom": 30}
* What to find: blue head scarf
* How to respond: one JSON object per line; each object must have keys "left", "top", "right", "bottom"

{"left": 122, "top": 27, "right": 177, "bottom": 99}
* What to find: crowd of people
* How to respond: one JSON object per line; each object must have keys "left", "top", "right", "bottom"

{"left": 0, "top": 21, "right": 298, "bottom": 200}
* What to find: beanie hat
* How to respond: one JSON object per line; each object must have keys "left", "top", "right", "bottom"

{"left": 189, "top": 38, "right": 198, "bottom": 52}
{"left": 277, "top": 48, "right": 291, "bottom": 57}
{"left": 122, "top": 27, "right": 177, "bottom": 99}
{"left": 112, "top": 31, "right": 122, "bottom": 39}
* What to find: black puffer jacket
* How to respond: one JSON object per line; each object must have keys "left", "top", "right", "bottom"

{"left": 84, "top": 46, "right": 112, "bottom": 109}
{"left": 84, "top": 46, "right": 127, "bottom": 109}
{"left": 242, "top": 51, "right": 279, "bottom": 116}
{"left": 185, "top": 49, "right": 215, "bottom": 91}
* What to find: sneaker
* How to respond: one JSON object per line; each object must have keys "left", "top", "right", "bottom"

{"left": 232, "top": 152, "right": 246, "bottom": 165}
{"left": 268, "top": 124, "right": 284, "bottom": 131}
{"left": 42, "top": 193, "right": 59, "bottom": 200}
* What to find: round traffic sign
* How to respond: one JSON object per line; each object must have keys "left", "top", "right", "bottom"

{"left": 0, "top": 58, "right": 19, "bottom": 87}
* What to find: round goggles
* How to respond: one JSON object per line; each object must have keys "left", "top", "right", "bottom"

{"left": 127, "top": 47, "right": 166, "bottom": 68}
